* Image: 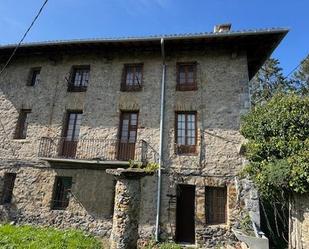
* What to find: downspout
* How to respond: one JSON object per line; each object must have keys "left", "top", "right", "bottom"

{"left": 155, "top": 37, "right": 166, "bottom": 242}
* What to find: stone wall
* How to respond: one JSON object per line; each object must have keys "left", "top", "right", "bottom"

{"left": 0, "top": 46, "right": 252, "bottom": 248}
{"left": 0, "top": 160, "right": 114, "bottom": 236}
{"left": 0, "top": 48, "right": 249, "bottom": 168}
{"left": 289, "top": 193, "right": 309, "bottom": 249}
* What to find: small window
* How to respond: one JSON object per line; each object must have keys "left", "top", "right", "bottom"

{"left": 176, "top": 62, "right": 197, "bottom": 91}
{"left": 1, "top": 173, "right": 16, "bottom": 204}
{"left": 205, "top": 187, "right": 227, "bottom": 225}
{"left": 27, "top": 67, "right": 41, "bottom": 86}
{"left": 121, "top": 63, "right": 143, "bottom": 91}
{"left": 14, "top": 109, "right": 31, "bottom": 139}
{"left": 68, "top": 66, "right": 90, "bottom": 92}
{"left": 175, "top": 112, "right": 197, "bottom": 154}
{"left": 52, "top": 176, "right": 72, "bottom": 210}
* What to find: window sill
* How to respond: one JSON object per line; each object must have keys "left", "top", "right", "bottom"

{"left": 67, "top": 89, "right": 87, "bottom": 93}
{"left": 176, "top": 85, "right": 197, "bottom": 91}
{"left": 206, "top": 223, "right": 227, "bottom": 228}
{"left": 13, "top": 139, "right": 30, "bottom": 143}
{"left": 175, "top": 153, "right": 199, "bottom": 156}
{"left": 120, "top": 87, "right": 143, "bottom": 92}
{"left": 50, "top": 207, "right": 68, "bottom": 211}
{"left": 67, "top": 85, "right": 88, "bottom": 92}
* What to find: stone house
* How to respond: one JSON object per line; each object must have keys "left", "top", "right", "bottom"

{"left": 0, "top": 25, "right": 287, "bottom": 248}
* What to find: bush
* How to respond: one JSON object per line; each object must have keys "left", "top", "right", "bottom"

{"left": 241, "top": 93, "right": 309, "bottom": 197}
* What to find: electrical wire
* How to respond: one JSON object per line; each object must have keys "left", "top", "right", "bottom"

{"left": 0, "top": 0, "right": 49, "bottom": 159}
{"left": 0, "top": 0, "right": 49, "bottom": 77}
{"left": 284, "top": 60, "right": 305, "bottom": 79}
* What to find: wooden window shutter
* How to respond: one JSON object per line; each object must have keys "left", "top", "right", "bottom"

{"left": 120, "top": 65, "right": 127, "bottom": 91}
{"left": 205, "top": 186, "right": 227, "bottom": 225}
{"left": 176, "top": 63, "right": 180, "bottom": 88}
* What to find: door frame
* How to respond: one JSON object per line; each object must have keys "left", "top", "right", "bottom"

{"left": 175, "top": 184, "right": 196, "bottom": 244}
{"left": 117, "top": 110, "right": 139, "bottom": 160}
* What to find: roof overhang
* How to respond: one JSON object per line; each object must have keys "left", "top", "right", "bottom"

{"left": 0, "top": 28, "right": 288, "bottom": 80}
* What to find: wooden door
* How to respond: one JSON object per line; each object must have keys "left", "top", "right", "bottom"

{"left": 176, "top": 184, "right": 195, "bottom": 244}
{"left": 118, "top": 112, "right": 138, "bottom": 161}
{"left": 60, "top": 111, "right": 82, "bottom": 158}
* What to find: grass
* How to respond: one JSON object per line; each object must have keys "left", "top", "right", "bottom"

{"left": 0, "top": 224, "right": 103, "bottom": 249}
{"left": 144, "top": 240, "right": 183, "bottom": 249}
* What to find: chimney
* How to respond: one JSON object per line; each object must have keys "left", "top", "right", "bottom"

{"left": 214, "top": 23, "right": 232, "bottom": 33}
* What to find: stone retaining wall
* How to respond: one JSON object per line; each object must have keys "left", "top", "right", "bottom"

{"left": 289, "top": 193, "right": 309, "bottom": 249}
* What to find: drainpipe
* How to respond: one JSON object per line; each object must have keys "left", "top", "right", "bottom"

{"left": 155, "top": 37, "right": 166, "bottom": 242}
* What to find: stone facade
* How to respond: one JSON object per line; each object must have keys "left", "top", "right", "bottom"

{"left": 0, "top": 30, "right": 286, "bottom": 248}
{"left": 0, "top": 159, "right": 114, "bottom": 236}
{"left": 289, "top": 193, "right": 309, "bottom": 249}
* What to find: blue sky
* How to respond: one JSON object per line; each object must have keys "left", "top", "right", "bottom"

{"left": 0, "top": 0, "right": 308, "bottom": 75}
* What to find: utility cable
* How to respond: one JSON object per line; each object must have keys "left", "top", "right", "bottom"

{"left": 0, "top": 0, "right": 49, "bottom": 77}
{"left": 0, "top": 0, "right": 49, "bottom": 159}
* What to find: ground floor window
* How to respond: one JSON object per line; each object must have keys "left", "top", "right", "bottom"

{"left": 51, "top": 176, "right": 72, "bottom": 210}
{"left": 205, "top": 186, "right": 227, "bottom": 225}
{"left": 1, "top": 173, "right": 16, "bottom": 204}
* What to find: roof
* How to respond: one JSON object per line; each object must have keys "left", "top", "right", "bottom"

{"left": 0, "top": 28, "right": 288, "bottom": 79}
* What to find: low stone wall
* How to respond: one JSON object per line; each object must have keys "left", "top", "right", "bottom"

{"left": 289, "top": 193, "right": 309, "bottom": 249}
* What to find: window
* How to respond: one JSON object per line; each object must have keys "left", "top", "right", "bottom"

{"left": 176, "top": 62, "right": 197, "bottom": 91}
{"left": 68, "top": 66, "right": 90, "bottom": 92}
{"left": 14, "top": 109, "right": 31, "bottom": 139}
{"left": 1, "top": 173, "right": 16, "bottom": 204}
{"left": 175, "top": 112, "right": 197, "bottom": 154}
{"left": 205, "top": 187, "right": 227, "bottom": 225}
{"left": 118, "top": 112, "right": 139, "bottom": 161}
{"left": 27, "top": 67, "right": 41, "bottom": 86}
{"left": 52, "top": 176, "right": 72, "bottom": 210}
{"left": 121, "top": 64, "right": 143, "bottom": 91}
{"left": 63, "top": 111, "right": 82, "bottom": 141}
{"left": 60, "top": 111, "right": 82, "bottom": 158}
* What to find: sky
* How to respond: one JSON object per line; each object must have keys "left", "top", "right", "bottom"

{"left": 0, "top": 0, "right": 308, "bottom": 75}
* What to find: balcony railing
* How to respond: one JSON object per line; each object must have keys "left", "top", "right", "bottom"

{"left": 38, "top": 137, "right": 158, "bottom": 164}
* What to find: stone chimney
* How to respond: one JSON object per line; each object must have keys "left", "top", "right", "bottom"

{"left": 214, "top": 23, "right": 232, "bottom": 33}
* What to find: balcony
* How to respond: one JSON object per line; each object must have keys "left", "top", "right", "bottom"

{"left": 38, "top": 137, "right": 157, "bottom": 166}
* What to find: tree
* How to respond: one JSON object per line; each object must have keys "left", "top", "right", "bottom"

{"left": 241, "top": 93, "right": 309, "bottom": 197}
{"left": 291, "top": 54, "right": 309, "bottom": 95}
{"left": 250, "top": 58, "right": 290, "bottom": 105}
{"left": 241, "top": 93, "right": 309, "bottom": 248}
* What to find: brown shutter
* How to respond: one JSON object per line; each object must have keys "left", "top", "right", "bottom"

{"left": 26, "top": 69, "right": 33, "bottom": 86}
{"left": 176, "top": 63, "right": 180, "bottom": 90}
{"left": 120, "top": 65, "right": 127, "bottom": 91}
{"left": 205, "top": 187, "right": 227, "bottom": 225}
{"left": 193, "top": 62, "right": 197, "bottom": 90}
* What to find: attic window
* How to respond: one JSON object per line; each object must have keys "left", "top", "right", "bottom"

{"left": 176, "top": 62, "right": 197, "bottom": 91}
{"left": 121, "top": 63, "right": 143, "bottom": 91}
{"left": 27, "top": 67, "right": 41, "bottom": 86}
{"left": 14, "top": 109, "right": 31, "bottom": 139}
{"left": 68, "top": 66, "right": 90, "bottom": 92}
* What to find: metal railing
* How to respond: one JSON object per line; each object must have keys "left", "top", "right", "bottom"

{"left": 38, "top": 137, "right": 158, "bottom": 164}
